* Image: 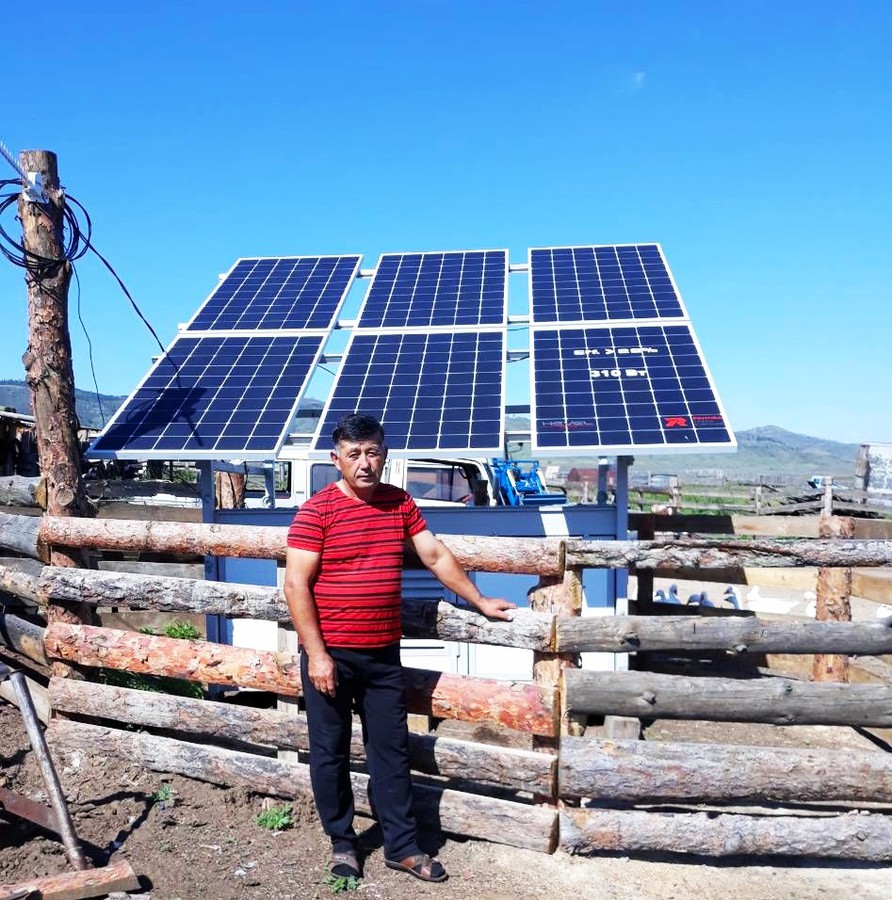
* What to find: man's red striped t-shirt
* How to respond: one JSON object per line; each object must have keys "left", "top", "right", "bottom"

{"left": 286, "top": 482, "right": 427, "bottom": 648}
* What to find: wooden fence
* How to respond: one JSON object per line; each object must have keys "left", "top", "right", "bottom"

{"left": 621, "top": 480, "right": 892, "bottom": 517}
{"left": 3, "top": 511, "right": 892, "bottom": 860}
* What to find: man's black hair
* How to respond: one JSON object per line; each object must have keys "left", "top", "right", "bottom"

{"left": 332, "top": 413, "right": 385, "bottom": 446}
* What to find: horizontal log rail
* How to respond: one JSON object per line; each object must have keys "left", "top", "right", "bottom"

{"left": 43, "top": 624, "right": 559, "bottom": 736}
{"left": 0, "top": 611, "right": 49, "bottom": 666}
{"left": 48, "top": 719, "right": 559, "bottom": 854}
{"left": 31, "top": 516, "right": 564, "bottom": 575}
{"left": 1, "top": 561, "right": 40, "bottom": 603}
{"left": 556, "top": 614, "right": 892, "bottom": 655}
{"left": 36, "top": 566, "right": 555, "bottom": 650}
{"left": 48, "top": 679, "right": 556, "bottom": 796}
{"left": 559, "top": 807, "right": 892, "bottom": 861}
{"left": 565, "top": 537, "right": 892, "bottom": 569}
{"left": 559, "top": 736, "right": 892, "bottom": 803}
{"left": 564, "top": 668, "right": 892, "bottom": 727}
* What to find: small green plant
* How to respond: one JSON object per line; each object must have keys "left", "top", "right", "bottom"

{"left": 255, "top": 803, "right": 293, "bottom": 831}
{"left": 323, "top": 873, "right": 361, "bottom": 894}
{"left": 153, "top": 784, "right": 177, "bottom": 808}
{"left": 162, "top": 620, "right": 202, "bottom": 640}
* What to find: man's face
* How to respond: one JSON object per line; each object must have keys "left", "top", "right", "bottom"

{"left": 331, "top": 436, "right": 387, "bottom": 495}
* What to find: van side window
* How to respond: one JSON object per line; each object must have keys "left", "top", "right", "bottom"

{"left": 406, "top": 464, "right": 474, "bottom": 504}
{"left": 310, "top": 463, "right": 339, "bottom": 496}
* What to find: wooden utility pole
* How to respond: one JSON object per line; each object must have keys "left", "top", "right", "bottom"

{"left": 18, "top": 149, "right": 94, "bottom": 675}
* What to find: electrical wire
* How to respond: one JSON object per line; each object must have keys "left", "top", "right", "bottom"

{"left": 72, "top": 265, "right": 105, "bottom": 426}
{"left": 0, "top": 178, "right": 167, "bottom": 357}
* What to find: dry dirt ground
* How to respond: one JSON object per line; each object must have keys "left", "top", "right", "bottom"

{"left": 3, "top": 699, "right": 892, "bottom": 900}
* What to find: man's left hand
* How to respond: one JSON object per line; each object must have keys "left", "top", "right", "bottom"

{"left": 472, "top": 596, "right": 517, "bottom": 620}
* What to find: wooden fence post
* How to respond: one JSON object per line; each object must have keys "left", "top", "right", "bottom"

{"left": 812, "top": 514, "right": 853, "bottom": 683}
{"left": 528, "top": 567, "right": 584, "bottom": 749}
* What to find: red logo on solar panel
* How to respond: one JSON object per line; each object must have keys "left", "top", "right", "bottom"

{"left": 664, "top": 416, "right": 689, "bottom": 428}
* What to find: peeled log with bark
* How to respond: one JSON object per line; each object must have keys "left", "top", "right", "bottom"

{"left": 39, "top": 566, "right": 287, "bottom": 621}
{"left": 48, "top": 679, "right": 557, "bottom": 796}
{"left": 404, "top": 667, "right": 558, "bottom": 736}
{"left": 38, "top": 566, "right": 555, "bottom": 650}
{"left": 44, "top": 623, "right": 301, "bottom": 694}
{"left": 0, "top": 611, "right": 48, "bottom": 666}
{"left": 563, "top": 669, "right": 892, "bottom": 727}
{"left": 0, "top": 512, "right": 45, "bottom": 561}
{"left": 565, "top": 537, "right": 892, "bottom": 569}
{"left": 556, "top": 614, "right": 892, "bottom": 655}
{"left": 43, "top": 624, "right": 559, "bottom": 735}
{"left": 37, "top": 515, "right": 564, "bottom": 575}
{"left": 0, "top": 562, "right": 39, "bottom": 604}
{"left": 0, "top": 857, "right": 140, "bottom": 900}
{"left": 0, "top": 474, "right": 44, "bottom": 507}
{"left": 48, "top": 719, "right": 558, "bottom": 853}
{"left": 560, "top": 807, "right": 892, "bottom": 861}
{"left": 559, "top": 737, "right": 892, "bottom": 803}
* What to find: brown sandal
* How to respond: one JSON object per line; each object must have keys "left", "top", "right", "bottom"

{"left": 385, "top": 853, "right": 447, "bottom": 882}
{"left": 330, "top": 849, "right": 361, "bottom": 879}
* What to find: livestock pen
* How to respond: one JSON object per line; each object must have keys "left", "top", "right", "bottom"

{"left": 2, "top": 509, "right": 892, "bottom": 867}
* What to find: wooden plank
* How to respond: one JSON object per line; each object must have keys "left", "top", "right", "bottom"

{"left": 560, "top": 807, "right": 892, "bottom": 860}
{"left": 853, "top": 569, "right": 892, "bottom": 604}
{"left": 0, "top": 859, "right": 139, "bottom": 900}
{"left": 47, "top": 719, "right": 558, "bottom": 854}
{"left": 564, "top": 668, "right": 892, "bottom": 727}
{"left": 559, "top": 736, "right": 892, "bottom": 802}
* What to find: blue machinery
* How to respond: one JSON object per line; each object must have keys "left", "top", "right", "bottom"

{"left": 489, "top": 459, "right": 568, "bottom": 507}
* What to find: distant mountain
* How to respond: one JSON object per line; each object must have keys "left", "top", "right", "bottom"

{"left": 552, "top": 426, "right": 859, "bottom": 484}
{"left": 0, "top": 380, "right": 127, "bottom": 430}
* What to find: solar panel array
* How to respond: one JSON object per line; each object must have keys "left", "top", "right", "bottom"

{"left": 186, "top": 255, "right": 360, "bottom": 332}
{"left": 528, "top": 243, "right": 733, "bottom": 455}
{"left": 532, "top": 324, "right": 732, "bottom": 452}
{"left": 90, "top": 335, "right": 325, "bottom": 459}
{"left": 316, "top": 330, "right": 505, "bottom": 455}
{"left": 357, "top": 250, "right": 507, "bottom": 329}
{"left": 529, "top": 244, "right": 684, "bottom": 324}
{"left": 309, "top": 249, "right": 509, "bottom": 455}
{"left": 91, "top": 243, "right": 732, "bottom": 461}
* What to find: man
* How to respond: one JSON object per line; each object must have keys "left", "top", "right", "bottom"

{"left": 284, "top": 413, "right": 515, "bottom": 884}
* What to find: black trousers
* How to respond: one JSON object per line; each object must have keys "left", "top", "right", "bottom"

{"left": 300, "top": 644, "right": 419, "bottom": 861}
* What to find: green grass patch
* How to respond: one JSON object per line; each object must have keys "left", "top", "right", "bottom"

{"left": 255, "top": 804, "right": 293, "bottom": 831}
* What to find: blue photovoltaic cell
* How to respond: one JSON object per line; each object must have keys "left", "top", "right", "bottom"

{"left": 529, "top": 244, "right": 685, "bottom": 324}
{"left": 186, "top": 255, "right": 361, "bottom": 332}
{"left": 357, "top": 250, "right": 507, "bottom": 329}
{"left": 314, "top": 330, "right": 505, "bottom": 454}
{"left": 530, "top": 323, "right": 734, "bottom": 454}
{"left": 89, "top": 334, "right": 324, "bottom": 458}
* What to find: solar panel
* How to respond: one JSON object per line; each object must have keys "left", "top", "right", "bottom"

{"left": 89, "top": 334, "right": 325, "bottom": 459}
{"left": 185, "top": 255, "right": 361, "bottom": 332}
{"left": 529, "top": 244, "right": 685, "bottom": 325}
{"left": 530, "top": 323, "right": 735, "bottom": 454}
{"left": 313, "top": 330, "right": 505, "bottom": 455}
{"left": 356, "top": 250, "right": 508, "bottom": 329}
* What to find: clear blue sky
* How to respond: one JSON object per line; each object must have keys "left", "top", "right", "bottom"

{"left": 1, "top": 1, "right": 889, "bottom": 444}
